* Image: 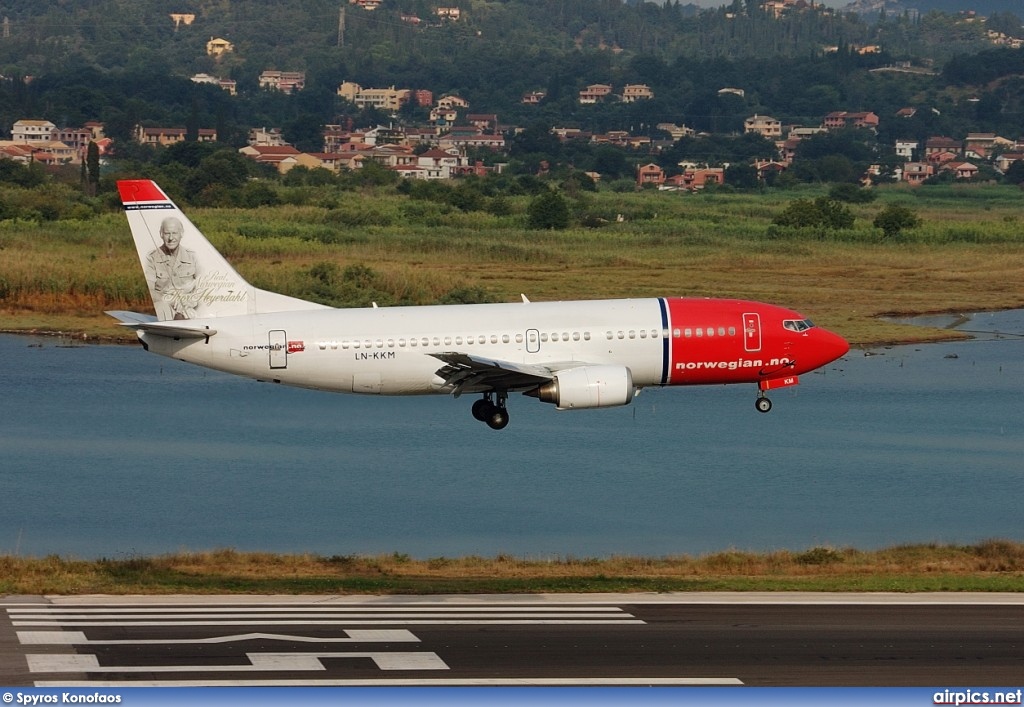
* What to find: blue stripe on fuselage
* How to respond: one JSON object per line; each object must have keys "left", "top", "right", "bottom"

{"left": 658, "top": 297, "right": 669, "bottom": 386}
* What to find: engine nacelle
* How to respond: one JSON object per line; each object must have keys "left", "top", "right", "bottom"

{"left": 526, "top": 365, "right": 635, "bottom": 410}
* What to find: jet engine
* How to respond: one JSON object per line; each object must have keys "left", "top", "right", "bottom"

{"left": 526, "top": 365, "right": 635, "bottom": 410}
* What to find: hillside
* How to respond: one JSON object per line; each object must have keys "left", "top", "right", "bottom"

{"left": 843, "top": 0, "right": 1023, "bottom": 15}
{"left": 0, "top": 0, "right": 1017, "bottom": 132}
{"left": 0, "top": 0, "right": 1013, "bottom": 82}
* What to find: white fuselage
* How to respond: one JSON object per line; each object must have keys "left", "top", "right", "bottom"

{"left": 144, "top": 299, "right": 668, "bottom": 396}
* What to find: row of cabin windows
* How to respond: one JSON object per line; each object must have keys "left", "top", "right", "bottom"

{"left": 316, "top": 325, "right": 738, "bottom": 351}
{"left": 320, "top": 333, "right": 520, "bottom": 350}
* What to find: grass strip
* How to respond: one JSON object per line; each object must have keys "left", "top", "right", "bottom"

{"left": 2, "top": 541, "right": 1021, "bottom": 595}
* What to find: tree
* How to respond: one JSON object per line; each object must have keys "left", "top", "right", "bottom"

{"left": 724, "top": 162, "right": 759, "bottom": 190}
{"left": 873, "top": 204, "right": 922, "bottom": 238}
{"left": 527, "top": 188, "right": 570, "bottom": 230}
{"left": 1003, "top": 159, "right": 1024, "bottom": 186}
{"left": 86, "top": 141, "right": 100, "bottom": 196}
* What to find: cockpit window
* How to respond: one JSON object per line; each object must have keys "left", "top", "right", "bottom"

{"left": 783, "top": 319, "right": 815, "bottom": 332}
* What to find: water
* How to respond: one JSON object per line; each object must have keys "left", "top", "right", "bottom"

{"left": 1, "top": 311, "right": 1021, "bottom": 559}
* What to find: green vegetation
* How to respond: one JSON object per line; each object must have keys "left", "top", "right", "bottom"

{"left": 874, "top": 203, "right": 925, "bottom": 238}
{"left": 2, "top": 541, "right": 1022, "bottom": 594}
{"left": 2, "top": 180, "right": 1023, "bottom": 347}
{"left": 0, "top": 0, "right": 1021, "bottom": 158}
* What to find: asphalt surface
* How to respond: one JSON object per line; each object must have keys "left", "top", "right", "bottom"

{"left": 2, "top": 593, "right": 1023, "bottom": 686}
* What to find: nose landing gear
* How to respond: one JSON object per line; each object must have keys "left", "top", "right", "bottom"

{"left": 755, "top": 393, "right": 773, "bottom": 413}
{"left": 472, "top": 392, "right": 510, "bottom": 430}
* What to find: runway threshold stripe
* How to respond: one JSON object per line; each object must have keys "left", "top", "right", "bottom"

{"left": 9, "top": 612, "right": 630, "bottom": 620}
{"left": 12, "top": 614, "right": 643, "bottom": 622}
{"left": 9, "top": 606, "right": 630, "bottom": 610}
{"left": 27, "top": 651, "right": 449, "bottom": 673}
{"left": 18, "top": 630, "right": 420, "bottom": 645}
{"left": 35, "top": 678, "right": 745, "bottom": 687}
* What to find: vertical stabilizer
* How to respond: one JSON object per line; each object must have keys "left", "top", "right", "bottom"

{"left": 118, "top": 180, "right": 327, "bottom": 320}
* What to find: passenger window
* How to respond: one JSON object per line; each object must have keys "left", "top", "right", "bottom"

{"left": 629, "top": 331, "right": 636, "bottom": 339}
{"left": 503, "top": 334, "right": 510, "bottom": 343}
{"left": 639, "top": 330, "right": 646, "bottom": 339}
{"left": 541, "top": 333, "right": 548, "bottom": 342}
{"left": 685, "top": 328, "right": 692, "bottom": 338}
{"left": 617, "top": 331, "right": 624, "bottom": 339}
{"left": 443, "top": 337, "right": 451, "bottom": 346}
{"left": 606, "top": 331, "right": 613, "bottom": 340}
{"left": 729, "top": 327, "right": 736, "bottom": 336}
{"left": 562, "top": 332, "right": 569, "bottom": 342}
{"left": 718, "top": 327, "right": 725, "bottom": 337}
{"left": 387, "top": 339, "right": 395, "bottom": 348}
{"left": 456, "top": 336, "right": 464, "bottom": 345}
{"left": 695, "top": 329, "right": 703, "bottom": 337}
{"left": 516, "top": 334, "right": 523, "bottom": 343}
{"left": 673, "top": 328, "right": 681, "bottom": 338}
{"left": 584, "top": 332, "right": 591, "bottom": 341}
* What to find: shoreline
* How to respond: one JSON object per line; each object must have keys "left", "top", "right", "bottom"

{"left": 1, "top": 542, "right": 1022, "bottom": 594}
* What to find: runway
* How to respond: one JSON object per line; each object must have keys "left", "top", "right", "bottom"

{"left": 2, "top": 593, "right": 1023, "bottom": 686}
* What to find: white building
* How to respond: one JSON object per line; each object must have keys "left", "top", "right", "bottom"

{"left": 12, "top": 119, "right": 56, "bottom": 142}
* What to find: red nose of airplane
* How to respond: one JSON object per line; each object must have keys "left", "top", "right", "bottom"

{"left": 810, "top": 327, "right": 850, "bottom": 369}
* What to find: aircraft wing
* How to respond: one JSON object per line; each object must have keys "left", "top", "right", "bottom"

{"left": 106, "top": 311, "right": 217, "bottom": 340}
{"left": 430, "top": 352, "right": 558, "bottom": 396}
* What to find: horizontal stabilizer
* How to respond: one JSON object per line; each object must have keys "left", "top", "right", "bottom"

{"left": 106, "top": 310, "right": 157, "bottom": 325}
{"left": 106, "top": 311, "right": 216, "bottom": 339}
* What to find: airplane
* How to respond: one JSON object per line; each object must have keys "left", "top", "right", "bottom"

{"left": 108, "top": 179, "right": 849, "bottom": 430}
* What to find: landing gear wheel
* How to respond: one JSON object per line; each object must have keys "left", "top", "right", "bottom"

{"left": 471, "top": 398, "right": 493, "bottom": 422}
{"left": 473, "top": 392, "right": 510, "bottom": 429}
{"left": 755, "top": 396, "right": 773, "bottom": 413}
{"left": 486, "top": 408, "right": 510, "bottom": 430}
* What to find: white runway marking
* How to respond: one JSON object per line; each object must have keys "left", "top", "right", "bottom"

{"left": 9, "top": 603, "right": 645, "bottom": 627}
{"left": 7, "top": 600, "right": 744, "bottom": 687}
{"left": 12, "top": 614, "right": 643, "bottom": 622}
{"left": 27, "top": 651, "right": 449, "bottom": 673}
{"left": 11, "top": 611, "right": 632, "bottom": 620}
{"left": 17, "top": 629, "right": 419, "bottom": 645}
{"left": 8, "top": 605, "right": 626, "bottom": 613}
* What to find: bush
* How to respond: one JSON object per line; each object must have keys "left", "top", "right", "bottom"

{"left": 828, "top": 183, "right": 877, "bottom": 203}
{"left": 772, "top": 197, "right": 854, "bottom": 230}
{"left": 527, "top": 189, "right": 570, "bottom": 230}
{"left": 873, "top": 204, "right": 922, "bottom": 238}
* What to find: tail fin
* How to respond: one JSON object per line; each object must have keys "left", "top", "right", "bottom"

{"left": 117, "top": 180, "right": 328, "bottom": 320}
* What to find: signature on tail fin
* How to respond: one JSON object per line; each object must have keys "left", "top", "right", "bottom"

{"left": 116, "top": 180, "right": 328, "bottom": 320}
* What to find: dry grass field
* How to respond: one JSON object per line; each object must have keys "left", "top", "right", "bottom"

{"left": 2, "top": 542, "right": 1022, "bottom": 594}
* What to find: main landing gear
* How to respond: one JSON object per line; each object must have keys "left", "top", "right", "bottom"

{"left": 472, "top": 392, "right": 510, "bottom": 430}
{"left": 755, "top": 393, "right": 773, "bottom": 413}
